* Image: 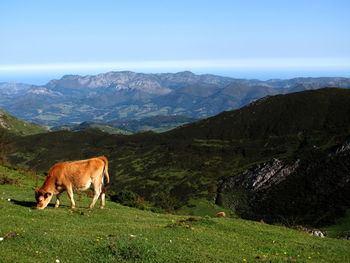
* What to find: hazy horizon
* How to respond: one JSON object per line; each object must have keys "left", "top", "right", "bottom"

{"left": 1, "top": 68, "right": 350, "bottom": 86}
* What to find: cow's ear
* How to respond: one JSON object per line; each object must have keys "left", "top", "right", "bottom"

{"left": 44, "top": 192, "right": 52, "bottom": 198}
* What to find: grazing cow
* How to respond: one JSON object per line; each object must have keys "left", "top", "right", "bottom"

{"left": 33, "top": 156, "right": 109, "bottom": 210}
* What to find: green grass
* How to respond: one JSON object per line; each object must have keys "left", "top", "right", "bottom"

{"left": 177, "top": 198, "right": 233, "bottom": 217}
{"left": 0, "top": 165, "right": 349, "bottom": 263}
{"left": 321, "top": 210, "right": 350, "bottom": 239}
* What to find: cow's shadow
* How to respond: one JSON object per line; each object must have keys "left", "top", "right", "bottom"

{"left": 11, "top": 199, "right": 55, "bottom": 208}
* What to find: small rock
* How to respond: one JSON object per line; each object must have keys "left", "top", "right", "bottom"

{"left": 216, "top": 212, "right": 226, "bottom": 217}
{"left": 309, "top": 230, "right": 325, "bottom": 238}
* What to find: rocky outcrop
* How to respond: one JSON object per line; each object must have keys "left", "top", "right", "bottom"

{"left": 218, "top": 142, "right": 350, "bottom": 226}
{"left": 335, "top": 141, "right": 350, "bottom": 154}
{"left": 220, "top": 158, "right": 300, "bottom": 193}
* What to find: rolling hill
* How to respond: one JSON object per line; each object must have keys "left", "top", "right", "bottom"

{"left": 0, "top": 109, "right": 47, "bottom": 136}
{"left": 6, "top": 88, "right": 350, "bottom": 226}
{"left": 51, "top": 121, "right": 132, "bottom": 135}
{"left": 51, "top": 115, "right": 198, "bottom": 134}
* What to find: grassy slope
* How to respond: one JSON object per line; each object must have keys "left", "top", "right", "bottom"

{"left": 7, "top": 89, "right": 350, "bottom": 220}
{"left": 322, "top": 210, "right": 350, "bottom": 238}
{"left": 0, "top": 165, "right": 349, "bottom": 263}
{"left": 0, "top": 109, "right": 47, "bottom": 135}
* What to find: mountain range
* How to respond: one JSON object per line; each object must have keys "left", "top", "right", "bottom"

{"left": 1, "top": 71, "right": 350, "bottom": 126}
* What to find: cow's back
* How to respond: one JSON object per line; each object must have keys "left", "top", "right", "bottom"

{"left": 48, "top": 157, "right": 105, "bottom": 190}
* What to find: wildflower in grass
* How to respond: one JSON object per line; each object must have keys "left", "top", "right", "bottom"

{"left": 243, "top": 258, "right": 247, "bottom": 262}
{"left": 308, "top": 256, "right": 312, "bottom": 259}
{"left": 0, "top": 237, "right": 4, "bottom": 241}
{"left": 55, "top": 259, "right": 60, "bottom": 263}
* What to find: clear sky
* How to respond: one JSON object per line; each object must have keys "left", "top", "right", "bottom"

{"left": 0, "top": 0, "right": 349, "bottom": 84}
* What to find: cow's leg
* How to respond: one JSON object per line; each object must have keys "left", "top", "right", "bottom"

{"left": 100, "top": 193, "right": 105, "bottom": 209}
{"left": 66, "top": 187, "right": 76, "bottom": 209}
{"left": 100, "top": 184, "right": 107, "bottom": 209}
{"left": 55, "top": 193, "right": 62, "bottom": 208}
{"left": 89, "top": 182, "right": 102, "bottom": 209}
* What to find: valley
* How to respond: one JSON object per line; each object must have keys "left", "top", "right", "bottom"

{"left": 1, "top": 87, "right": 349, "bottom": 228}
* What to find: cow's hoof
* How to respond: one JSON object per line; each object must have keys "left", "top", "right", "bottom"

{"left": 100, "top": 206, "right": 105, "bottom": 209}
{"left": 54, "top": 206, "right": 59, "bottom": 208}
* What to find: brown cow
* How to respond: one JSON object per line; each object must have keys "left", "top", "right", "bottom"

{"left": 33, "top": 156, "right": 110, "bottom": 210}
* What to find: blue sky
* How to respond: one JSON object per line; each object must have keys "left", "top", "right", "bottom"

{"left": 0, "top": 0, "right": 349, "bottom": 84}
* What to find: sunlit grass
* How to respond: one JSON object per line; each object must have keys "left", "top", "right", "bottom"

{"left": 0, "top": 165, "right": 349, "bottom": 262}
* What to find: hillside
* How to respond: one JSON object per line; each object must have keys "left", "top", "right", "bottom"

{"left": 52, "top": 115, "right": 198, "bottom": 134}
{"left": 0, "top": 109, "right": 47, "bottom": 136}
{"left": 1, "top": 71, "right": 350, "bottom": 126}
{"left": 51, "top": 121, "right": 132, "bottom": 135}
{"left": 167, "top": 87, "right": 350, "bottom": 139}
{"left": 7, "top": 88, "right": 350, "bottom": 226}
{"left": 107, "top": 115, "right": 199, "bottom": 133}
{"left": 0, "top": 165, "right": 349, "bottom": 263}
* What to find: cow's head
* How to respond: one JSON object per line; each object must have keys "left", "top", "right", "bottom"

{"left": 33, "top": 188, "right": 53, "bottom": 209}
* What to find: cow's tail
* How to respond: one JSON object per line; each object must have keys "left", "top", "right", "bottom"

{"left": 100, "top": 156, "right": 110, "bottom": 193}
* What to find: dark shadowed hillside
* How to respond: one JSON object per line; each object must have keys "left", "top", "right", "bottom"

{"left": 7, "top": 88, "right": 350, "bottom": 226}
{"left": 167, "top": 88, "right": 350, "bottom": 140}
